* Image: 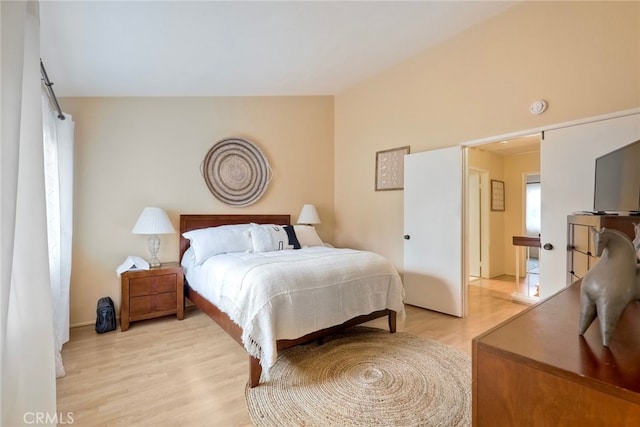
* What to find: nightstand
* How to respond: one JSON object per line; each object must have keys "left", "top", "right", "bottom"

{"left": 120, "top": 262, "right": 184, "bottom": 331}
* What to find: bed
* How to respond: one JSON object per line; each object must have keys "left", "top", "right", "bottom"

{"left": 179, "top": 214, "right": 405, "bottom": 387}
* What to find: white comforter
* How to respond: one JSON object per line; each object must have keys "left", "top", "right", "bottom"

{"left": 182, "top": 246, "right": 405, "bottom": 374}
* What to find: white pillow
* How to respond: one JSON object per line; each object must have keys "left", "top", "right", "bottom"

{"left": 249, "top": 224, "right": 293, "bottom": 252}
{"left": 182, "top": 224, "right": 253, "bottom": 264}
{"left": 293, "top": 225, "right": 324, "bottom": 247}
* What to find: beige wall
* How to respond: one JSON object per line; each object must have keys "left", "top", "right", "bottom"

{"left": 334, "top": 1, "right": 640, "bottom": 272}
{"left": 467, "top": 147, "right": 505, "bottom": 278}
{"left": 62, "top": 96, "right": 334, "bottom": 325}
{"left": 503, "top": 151, "right": 541, "bottom": 277}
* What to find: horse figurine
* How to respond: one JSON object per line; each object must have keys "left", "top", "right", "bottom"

{"left": 578, "top": 227, "right": 639, "bottom": 346}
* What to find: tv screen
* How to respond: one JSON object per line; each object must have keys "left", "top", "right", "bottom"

{"left": 593, "top": 139, "right": 640, "bottom": 213}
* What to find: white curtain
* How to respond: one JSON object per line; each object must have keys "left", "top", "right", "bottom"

{"left": 1, "top": 1, "right": 58, "bottom": 425}
{"left": 42, "top": 94, "right": 74, "bottom": 378}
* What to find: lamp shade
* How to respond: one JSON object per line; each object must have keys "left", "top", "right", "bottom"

{"left": 297, "top": 204, "right": 321, "bottom": 225}
{"left": 131, "top": 207, "right": 175, "bottom": 235}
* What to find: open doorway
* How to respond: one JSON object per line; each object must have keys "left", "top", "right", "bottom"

{"left": 467, "top": 135, "right": 541, "bottom": 302}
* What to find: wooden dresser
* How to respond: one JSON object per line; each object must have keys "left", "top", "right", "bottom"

{"left": 567, "top": 214, "right": 638, "bottom": 285}
{"left": 472, "top": 281, "right": 640, "bottom": 426}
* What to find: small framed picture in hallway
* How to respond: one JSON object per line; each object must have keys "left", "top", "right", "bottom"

{"left": 491, "top": 179, "right": 505, "bottom": 211}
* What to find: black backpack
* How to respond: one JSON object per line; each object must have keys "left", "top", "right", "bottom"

{"left": 95, "top": 296, "right": 116, "bottom": 334}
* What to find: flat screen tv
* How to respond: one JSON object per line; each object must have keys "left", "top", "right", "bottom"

{"left": 593, "top": 138, "right": 640, "bottom": 213}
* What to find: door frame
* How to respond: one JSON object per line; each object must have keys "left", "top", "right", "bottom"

{"left": 462, "top": 109, "right": 640, "bottom": 147}
{"left": 460, "top": 107, "right": 640, "bottom": 297}
{"left": 468, "top": 167, "right": 490, "bottom": 278}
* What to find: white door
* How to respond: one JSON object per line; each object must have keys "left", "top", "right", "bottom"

{"left": 404, "top": 146, "right": 465, "bottom": 317}
{"left": 539, "top": 113, "right": 640, "bottom": 299}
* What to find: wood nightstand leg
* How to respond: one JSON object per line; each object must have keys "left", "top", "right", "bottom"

{"left": 121, "top": 282, "right": 130, "bottom": 331}
{"left": 177, "top": 276, "right": 184, "bottom": 320}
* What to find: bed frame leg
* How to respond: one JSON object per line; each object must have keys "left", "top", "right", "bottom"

{"left": 388, "top": 310, "right": 397, "bottom": 333}
{"left": 249, "top": 356, "right": 262, "bottom": 388}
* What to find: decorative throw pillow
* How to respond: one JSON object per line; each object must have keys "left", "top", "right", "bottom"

{"left": 293, "top": 225, "right": 324, "bottom": 247}
{"left": 284, "top": 225, "right": 301, "bottom": 249}
{"left": 182, "top": 224, "right": 253, "bottom": 264}
{"left": 249, "top": 224, "right": 294, "bottom": 252}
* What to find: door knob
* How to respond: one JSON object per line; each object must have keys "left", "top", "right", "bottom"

{"left": 543, "top": 243, "right": 553, "bottom": 250}
{"left": 404, "top": 235, "right": 410, "bottom": 240}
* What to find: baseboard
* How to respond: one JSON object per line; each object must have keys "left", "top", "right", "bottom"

{"left": 71, "top": 300, "right": 196, "bottom": 329}
{"left": 71, "top": 304, "right": 196, "bottom": 329}
{"left": 511, "top": 292, "right": 539, "bottom": 306}
{"left": 70, "top": 319, "right": 99, "bottom": 328}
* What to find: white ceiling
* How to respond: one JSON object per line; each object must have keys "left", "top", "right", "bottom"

{"left": 39, "top": 1, "right": 517, "bottom": 97}
{"left": 475, "top": 135, "right": 541, "bottom": 156}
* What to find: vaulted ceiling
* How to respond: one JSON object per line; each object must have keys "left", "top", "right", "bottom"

{"left": 40, "top": 1, "right": 517, "bottom": 97}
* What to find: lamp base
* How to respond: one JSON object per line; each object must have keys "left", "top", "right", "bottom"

{"left": 147, "top": 234, "right": 162, "bottom": 268}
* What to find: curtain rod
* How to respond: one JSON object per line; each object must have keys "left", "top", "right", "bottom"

{"left": 40, "top": 59, "right": 65, "bottom": 120}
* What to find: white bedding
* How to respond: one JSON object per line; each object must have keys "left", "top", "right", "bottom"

{"left": 182, "top": 246, "right": 405, "bottom": 374}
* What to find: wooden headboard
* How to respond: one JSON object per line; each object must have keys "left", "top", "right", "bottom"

{"left": 179, "top": 214, "right": 291, "bottom": 261}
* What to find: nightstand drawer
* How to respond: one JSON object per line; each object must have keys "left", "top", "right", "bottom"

{"left": 129, "top": 273, "right": 177, "bottom": 297}
{"left": 120, "top": 263, "right": 184, "bottom": 331}
{"left": 130, "top": 292, "right": 177, "bottom": 317}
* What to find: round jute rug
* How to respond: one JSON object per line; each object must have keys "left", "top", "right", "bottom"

{"left": 245, "top": 327, "right": 471, "bottom": 427}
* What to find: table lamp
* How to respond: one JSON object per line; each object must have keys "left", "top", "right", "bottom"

{"left": 297, "top": 204, "right": 321, "bottom": 225}
{"left": 132, "top": 207, "right": 175, "bottom": 268}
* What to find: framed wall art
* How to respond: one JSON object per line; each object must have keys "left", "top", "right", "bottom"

{"left": 375, "top": 146, "right": 410, "bottom": 191}
{"left": 491, "top": 179, "right": 505, "bottom": 211}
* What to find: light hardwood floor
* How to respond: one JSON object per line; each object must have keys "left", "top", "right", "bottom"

{"left": 57, "top": 284, "right": 526, "bottom": 426}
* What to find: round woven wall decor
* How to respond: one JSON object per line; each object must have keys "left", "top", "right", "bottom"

{"left": 202, "top": 137, "right": 271, "bottom": 207}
